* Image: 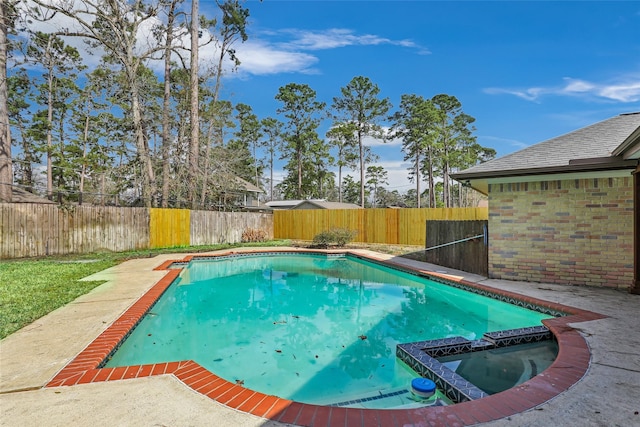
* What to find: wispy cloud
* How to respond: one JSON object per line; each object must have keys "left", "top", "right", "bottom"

{"left": 232, "top": 27, "right": 429, "bottom": 76}
{"left": 483, "top": 87, "right": 544, "bottom": 102}
{"left": 275, "top": 28, "right": 429, "bottom": 54}
{"left": 362, "top": 134, "right": 400, "bottom": 147}
{"left": 598, "top": 81, "right": 640, "bottom": 102}
{"left": 214, "top": 40, "right": 320, "bottom": 76}
{"left": 484, "top": 75, "right": 640, "bottom": 103}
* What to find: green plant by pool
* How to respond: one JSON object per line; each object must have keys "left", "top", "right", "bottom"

{"left": 105, "top": 253, "right": 552, "bottom": 407}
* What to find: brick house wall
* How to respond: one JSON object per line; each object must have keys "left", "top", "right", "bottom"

{"left": 488, "top": 176, "right": 633, "bottom": 289}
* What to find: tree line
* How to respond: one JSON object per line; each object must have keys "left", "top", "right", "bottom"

{"left": 0, "top": 0, "right": 495, "bottom": 209}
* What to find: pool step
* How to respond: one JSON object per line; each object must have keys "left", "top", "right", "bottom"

{"left": 328, "top": 387, "right": 447, "bottom": 409}
{"left": 483, "top": 325, "right": 551, "bottom": 347}
{"left": 328, "top": 388, "right": 410, "bottom": 407}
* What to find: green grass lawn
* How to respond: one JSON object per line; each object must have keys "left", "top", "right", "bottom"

{"left": 0, "top": 259, "right": 118, "bottom": 339}
{"left": 0, "top": 241, "right": 294, "bottom": 339}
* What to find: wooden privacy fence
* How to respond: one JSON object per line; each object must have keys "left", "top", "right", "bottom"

{"left": 273, "top": 207, "right": 488, "bottom": 245}
{"left": 423, "top": 220, "right": 488, "bottom": 276}
{"left": 0, "top": 203, "right": 273, "bottom": 258}
{"left": 190, "top": 210, "right": 273, "bottom": 247}
{"left": 0, "top": 204, "right": 150, "bottom": 258}
{"left": 149, "top": 208, "right": 191, "bottom": 249}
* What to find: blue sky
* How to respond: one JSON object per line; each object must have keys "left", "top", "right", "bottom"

{"left": 17, "top": 0, "right": 640, "bottom": 194}
{"left": 209, "top": 0, "right": 640, "bottom": 193}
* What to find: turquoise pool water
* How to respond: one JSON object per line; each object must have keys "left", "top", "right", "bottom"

{"left": 105, "top": 253, "right": 553, "bottom": 406}
{"left": 438, "top": 340, "right": 559, "bottom": 395}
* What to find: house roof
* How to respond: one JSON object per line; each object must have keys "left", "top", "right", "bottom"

{"left": 265, "top": 200, "right": 312, "bottom": 209}
{"left": 10, "top": 187, "right": 56, "bottom": 204}
{"left": 292, "top": 200, "right": 362, "bottom": 210}
{"left": 265, "top": 199, "right": 363, "bottom": 210}
{"left": 231, "top": 176, "right": 263, "bottom": 193}
{"left": 452, "top": 112, "right": 640, "bottom": 194}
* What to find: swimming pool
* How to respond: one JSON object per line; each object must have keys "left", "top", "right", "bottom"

{"left": 104, "top": 253, "right": 553, "bottom": 407}
{"left": 47, "top": 248, "right": 606, "bottom": 426}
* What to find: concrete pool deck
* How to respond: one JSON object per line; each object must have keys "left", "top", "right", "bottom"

{"left": 1, "top": 247, "right": 639, "bottom": 426}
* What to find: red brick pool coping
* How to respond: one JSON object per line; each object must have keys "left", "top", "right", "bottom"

{"left": 46, "top": 249, "right": 607, "bottom": 427}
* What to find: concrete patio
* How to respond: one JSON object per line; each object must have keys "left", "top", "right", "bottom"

{"left": 1, "top": 248, "right": 639, "bottom": 426}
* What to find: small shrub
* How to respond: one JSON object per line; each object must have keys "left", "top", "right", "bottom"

{"left": 311, "top": 230, "right": 333, "bottom": 248}
{"left": 241, "top": 228, "right": 268, "bottom": 243}
{"left": 333, "top": 228, "right": 357, "bottom": 246}
{"left": 312, "top": 228, "right": 357, "bottom": 248}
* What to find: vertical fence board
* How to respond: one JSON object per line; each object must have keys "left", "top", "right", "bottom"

{"left": 48, "top": 205, "right": 56, "bottom": 256}
{"left": 4, "top": 204, "right": 12, "bottom": 258}
{"left": 1, "top": 204, "right": 10, "bottom": 258}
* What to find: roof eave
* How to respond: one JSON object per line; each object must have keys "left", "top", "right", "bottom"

{"left": 452, "top": 158, "right": 638, "bottom": 196}
{"left": 452, "top": 158, "right": 637, "bottom": 181}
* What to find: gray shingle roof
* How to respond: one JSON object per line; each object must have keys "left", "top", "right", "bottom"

{"left": 232, "top": 176, "right": 263, "bottom": 193}
{"left": 11, "top": 187, "right": 56, "bottom": 204}
{"left": 456, "top": 112, "right": 640, "bottom": 177}
{"left": 293, "top": 200, "right": 362, "bottom": 209}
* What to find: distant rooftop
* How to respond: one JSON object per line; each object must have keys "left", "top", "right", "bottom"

{"left": 265, "top": 199, "right": 362, "bottom": 210}
{"left": 291, "top": 200, "right": 362, "bottom": 210}
{"left": 10, "top": 187, "right": 56, "bottom": 204}
{"left": 265, "top": 199, "right": 322, "bottom": 209}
